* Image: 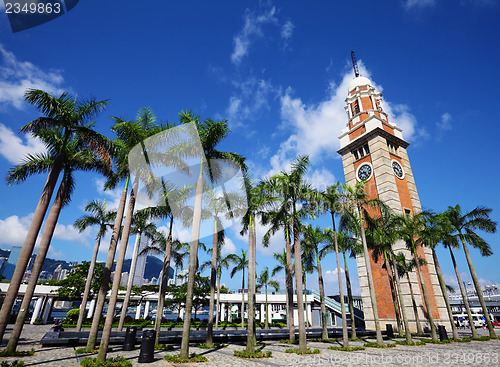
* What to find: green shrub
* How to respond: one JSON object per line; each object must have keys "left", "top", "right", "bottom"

{"left": 66, "top": 308, "right": 80, "bottom": 322}
{"left": 0, "top": 349, "right": 35, "bottom": 357}
{"left": 328, "top": 346, "right": 365, "bottom": 351}
{"left": 364, "top": 342, "right": 395, "bottom": 348}
{"left": 284, "top": 348, "right": 320, "bottom": 355}
{"left": 75, "top": 347, "right": 112, "bottom": 355}
{"left": 80, "top": 356, "right": 131, "bottom": 367}
{"left": 472, "top": 336, "right": 491, "bottom": 341}
{"left": 279, "top": 338, "right": 299, "bottom": 344}
{"left": 195, "top": 343, "right": 226, "bottom": 349}
{"left": 233, "top": 350, "right": 272, "bottom": 358}
{"left": 0, "top": 361, "right": 24, "bottom": 367}
{"left": 164, "top": 354, "right": 208, "bottom": 363}
{"left": 154, "top": 344, "right": 174, "bottom": 351}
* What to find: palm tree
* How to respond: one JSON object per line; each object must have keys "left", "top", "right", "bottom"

{"left": 301, "top": 248, "right": 314, "bottom": 328}
{"left": 178, "top": 112, "right": 246, "bottom": 359}
{"left": 261, "top": 193, "right": 295, "bottom": 342}
{"left": 393, "top": 211, "right": 438, "bottom": 341}
{"left": 394, "top": 253, "right": 424, "bottom": 336}
{"left": 215, "top": 253, "right": 233, "bottom": 329}
{"left": 117, "top": 209, "right": 157, "bottom": 330}
{"left": 335, "top": 231, "right": 362, "bottom": 339}
{"left": 228, "top": 249, "right": 249, "bottom": 329}
{"left": 271, "top": 249, "right": 293, "bottom": 334}
{"left": 93, "top": 107, "right": 179, "bottom": 360}
{"left": 266, "top": 155, "right": 314, "bottom": 352}
{"left": 365, "top": 207, "right": 412, "bottom": 343}
{"left": 443, "top": 205, "right": 497, "bottom": 338}
{"left": 320, "top": 183, "right": 350, "bottom": 345}
{"left": 302, "top": 225, "right": 329, "bottom": 340}
{"left": 5, "top": 134, "right": 112, "bottom": 353}
{"left": 73, "top": 200, "right": 116, "bottom": 331}
{"left": 420, "top": 212, "right": 459, "bottom": 339}
{"left": 342, "top": 181, "right": 383, "bottom": 344}
{"left": 0, "top": 89, "right": 110, "bottom": 340}
{"left": 257, "top": 267, "right": 280, "bottom": 329}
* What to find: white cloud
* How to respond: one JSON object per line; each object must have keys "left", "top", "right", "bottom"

{"left": 0, "top": 214, "right": 32, "bottom": 247}
{"left": 281, "top": 20, "right": 294, "bottom": 49}
{"left": 324, "top": 267, "right": 345, "bottom": 283}
{"left": 437, "top": 112, "right": 452, "bottom": 131}
{"left": 231, "top": 6, "right": 278, "bottom": 65}
{"left": 404, "top": 0, "right": 435, "bottom": 9}
{"left": 307, "top": 168, "right": 336, "bottom": 192}
{"left": 221, "top": 237, "right": 237, "bottom": 256}
{"left": 0, "top": 123, "right": 47, "bottom": 164}
{"left": 53, "top": 222, "right": 91, "bottom": 247}
{"left": 0, "top": 45, "right": 64, "bottom": 109}
{"left": 269, "top": 62, "right": 424, "bottom": 175}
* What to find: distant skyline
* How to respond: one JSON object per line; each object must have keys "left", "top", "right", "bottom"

{"left": 0, "top": 1, "right": 499, "bottom": 296}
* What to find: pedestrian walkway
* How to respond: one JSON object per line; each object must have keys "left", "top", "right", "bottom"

{"left": 1, "top": 325, "right": 499, "bottom": 366}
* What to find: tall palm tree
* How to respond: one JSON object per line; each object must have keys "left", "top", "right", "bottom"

{"left": 0, "top": 89, "right": 110, "bottom": 340}
{"left": 215, "top": 252, "right": 233, "bottom": 329}
{"left": 301, "top": 248, "right": 314, "bottom": 328}
{"left": 228, "top": 249, "right": 249, "bottom": 329}
{"left": 5, "top": 134, "right": 112, "bottom": 353}
{"left": 271, "top": 249, "right": 293, "bottom": 335}
{"left": 261, "top": 192, "right": 295, "bottom": 342}
{"left": 393, "top": 212, "right": 438, "bottom": 341}
{"left": 320, "top": 184, "right": 349, "bottom": 344}
{"left": 420, "top": 212, "right": 459, "bottom": 339}
{"left": 73, "top": 200, "right": 116, "bottom": 331}
{"left": 94, "top": 108, "right": 179, "bottom": 360}
{"left": 117, "top": 209, "right": 157, "bottom": 330}
{"left": 342, "top": 181, "right": 383, "bottom": 344}
{"left": 266, "top": 156, "right": 315, "bottom": 352}
{"left": 394, "top": 253, "right": 424, "bottom": 336}
{"left": 443, "top": 205, "right": 497, "bottom": 338}
{"left": 257, "top": 267, "right": 280, "bottom": 329}
{"left": 365, "top": 207, "right": 412, "bottom": 343}
{"left": 335, "top": 231, "right": 362, "bottom": 339}
{"left": 302, "top": 225, "right": 329, "bottom": 341}
{"left": 178, "top": 112, "right": 246, "bottom": 359}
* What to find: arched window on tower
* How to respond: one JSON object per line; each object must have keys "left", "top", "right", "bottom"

{"left": 352, "top": 100, "right": 360, "bottom": 115}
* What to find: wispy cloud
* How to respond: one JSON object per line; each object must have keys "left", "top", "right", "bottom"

{"left": 437, "top": 112, "right": 452, "bottom": 131}
{"left": 0, "top": 45, "right": 64, "bottom": 109}
{"left": 404, "top": 0, "right": 435, "bottom": 9}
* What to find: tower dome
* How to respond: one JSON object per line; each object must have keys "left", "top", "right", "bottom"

{"left": 348, "top": 76, "right": 372, "bottom": 91}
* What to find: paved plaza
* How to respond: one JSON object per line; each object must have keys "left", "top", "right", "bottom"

{"left": 1, "top": 325, "right": 499, "bottom": 366}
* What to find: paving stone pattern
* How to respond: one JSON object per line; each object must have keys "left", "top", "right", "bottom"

{"left": 1, "top": 325, "right": 499, "bottom": 366}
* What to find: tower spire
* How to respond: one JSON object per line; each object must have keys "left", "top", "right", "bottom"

{"left": 351, "top": 51, "right": 360, "bottom": 77}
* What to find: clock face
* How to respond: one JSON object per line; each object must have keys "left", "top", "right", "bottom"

{"left": 392, "top": 160, "right": 405, "bottom": 179}
{"left": 357, "top": 163, "right": 373, "bottom": 182}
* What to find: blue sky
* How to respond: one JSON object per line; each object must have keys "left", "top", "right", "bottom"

{"left": 0, "top": 0, "right": 499, "bottom": 296}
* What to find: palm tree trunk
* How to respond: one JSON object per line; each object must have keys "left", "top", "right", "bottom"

{"left": 390, "top": 256, "right": 412, "bottom": 344}
{"left": 241, "top": 272, "right": 245, "bottom": 330}
{"left": 0, "top": 159, "right": 63, "bottom": 340}
{"left": 412, "top": 242, "right": 437, "bottom": 341}
{"left": 6, "top": 179, "right": 65, "bottom": 353}
{"left": 215, "top": 266, "right": 221, "bottom": 330}
{"left": 303, "top": 274, "right": 309, "bottom": 327}
{"left": 118, "top": 233, "right": 142, "bottom": 331}
{"left": 432, "top": 248, "right": 459, "bottom": 339}
{"left": 86, "top": 177, "right": 129, "bottom": 350}
{"left": 358, "top": 206, "right": 383, "bottom": 344}
{"left": 77, "top": 234, "right": 102, "bottom": 331}
{"left": 384, "top": 252, "right": 403, "bottom": 337}
{"left": 316, "top": 251, "right": 328, "bottom": 340}
{"left": 246, "top": 217, "right": 256, "bottom": 352}
{"left": 448, "top": 246, "right": 478, "bottom": 338}
{"left": 285, "top": 227, "right": 295, "bottom": 342}
{"left": 179, "top": 166, "right": 204, "bottom": 359}
{"left": 343, "top": 252, "right": 356, "bottom": 339}
{"left": 206, "top": 221, "right": 218, "bottom": 347}
{"left": 331, "top": 214, "right": 348, "bottom": 347}
{"left": 292, "top": 216, "right": 307, "bottom": 352}
{"left": 97, "top": 176, "right": 139, "bottom": 362}
{"left": 264, "top": 286, "right": 269, "bottom": 330}
{"left": 154, "top": 222, "right": 173, "bottom": 346}
{"left": 460, "top": 237, "right": 497, "bottom": 338}
{"left": 406, "top": 273, "right": 423, "bottom": 335}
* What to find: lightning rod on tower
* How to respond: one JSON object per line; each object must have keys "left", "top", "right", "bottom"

{"left": 351, "top": 51, "right": 360, "bottom": 77}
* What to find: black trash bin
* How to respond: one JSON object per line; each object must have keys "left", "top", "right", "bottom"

{"left": 123, "top": 326, "right": 137, "bottom": 351}
{"left": 438, "top": 325, "right": 448, "bottom": 341}
{"left": 386, "top": 324, "right": 394, "bottom": 338}
{"left": 138, "top": 329, "right": 156, "bottom": 363}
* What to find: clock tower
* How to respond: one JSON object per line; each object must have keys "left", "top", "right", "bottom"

{"left": 337, "top": 71, "right": 450, "bottom": 331}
